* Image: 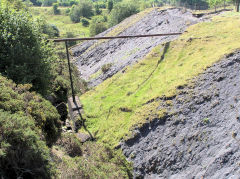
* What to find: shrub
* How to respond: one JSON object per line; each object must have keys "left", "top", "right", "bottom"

{"left": 41, "top": 0, "right": 57, "bottom": 6}
{"left": 70, "top": 5, "right": 81, "bottom": 23}
{"left": 101, "top": 63, "right": 113, "bottom": 73}
{"left": 70, "top": 0, "right": 94, "bottom": 23}
{"left": 0, "top": 110, "right": 56, "bottom": 178}
{"left": 65, "top": 8, "right": 70, "bottom": 15}
{"left": 56, "top": 133, "right": 82, "bottom": 157}
{"left": 66, "top": 32, "right": 77, "bottom": 46}
{"left": 90, "top": 16, "right": 107, "bottom": 36}
{"left": 98, "top": 1, "right": 106, "bottom": 8}
{"left": 0, "top": 7, "right": 54, "bottom": 95}
{"left": 95, "top": 3, "right": 102, "bottom": 15}
{"left": 108, "top": 2, "right": 139, "bottom": 27}
{"left": 70, "top": 0, "right": 76, "bottom": 6}
{"left": 81, "top": 17, "right": 89, "bottom": 26}
{"left": 0, "top": 75, "right": 61, "bottom": 146}
{"left": 41, "top": 22, "right": 60, "bottom": 38}
{"left": 107, "top": 0, "right": 113, "bottom": 13}
{"left": 53, "top": 3, "right": 60, "bottom": 15}
{"left": 56, "top": 142, "right": 132, "bottom": 178}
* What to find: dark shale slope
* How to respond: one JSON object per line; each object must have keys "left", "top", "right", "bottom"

{"left": 121, "top": 51, "right": 240, "bottom": 178}
{"left": 71, "top": 8, "right": 200, "bottom": 87}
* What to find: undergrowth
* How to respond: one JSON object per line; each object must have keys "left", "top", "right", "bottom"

{"left": 53, "top": 134, "right": 132, "bottom": 178}
{"left": 80, "top": 12, "right": 240, "bottom": 147}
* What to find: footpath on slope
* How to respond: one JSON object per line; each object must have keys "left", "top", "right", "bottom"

{"left": 71, "top": 8, "right": 201, "bottom": 87}
{"left": 121, "top": 51, "right": 240, "bottom": 178}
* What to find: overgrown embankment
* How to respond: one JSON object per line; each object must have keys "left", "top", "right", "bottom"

{"left": 79, "top": 11, "right": 240, "bottom": 150}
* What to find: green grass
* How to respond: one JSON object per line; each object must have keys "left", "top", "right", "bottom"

{"left": 79, "top": 12, "right": 240, "bottom": 147}
{"left": 30, "top": 6, "right": 90, "bottom": 37}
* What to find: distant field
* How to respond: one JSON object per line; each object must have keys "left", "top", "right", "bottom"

{"left": 30, "top": 6, "right": 90, "bottom": 37}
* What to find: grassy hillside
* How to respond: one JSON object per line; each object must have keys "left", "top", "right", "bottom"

{"left": 31, "top": 6, "right": 90, "bottom": 37}
{"left": 80, "top": 12, "right": 240, "bottom": 147}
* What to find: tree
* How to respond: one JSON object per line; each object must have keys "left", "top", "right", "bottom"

{"left": 53, "top": 2, "right": 60, "bottom": 14}
{"left": 236, "top": 0, "right": 240, "bottom": 11}
{"left": 0, "top": 6, "right": 54, "bottom": 95}
{"left": 108, "top": 2, "right": 139, "bottom": 27}
{"left": 208, "top": 0, "right": 222, "bottom": 11}
{"left": 107, "top": 0, "right": 113, "bottom": 12}
{"left": 70, "top": 0, "right": 94, "bottom": 23}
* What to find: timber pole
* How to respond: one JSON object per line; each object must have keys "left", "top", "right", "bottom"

{"left": 50, "top": 32, "right": 182, "bottom": 42}
{"left": 65, "top": 41, "right": 76, "bottom": 103}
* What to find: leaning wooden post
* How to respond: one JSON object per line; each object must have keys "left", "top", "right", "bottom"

{"left": 65, "top": 41, "right": 76, "bottom": 103}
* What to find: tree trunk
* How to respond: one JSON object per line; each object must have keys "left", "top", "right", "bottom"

{"left": 237, "top": 0, "right": 240, "bottom": 12}
{"left": 224, "top": 0, "right": 226, "bottom": 10}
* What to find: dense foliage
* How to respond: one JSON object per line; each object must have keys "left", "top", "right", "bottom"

{"left": 0, "top": 7, "right": 54, "bottom": 95}
{"left": 0, "top": 75, "right": 61, "bottom": 178}
{"left": 90, "top": 16, "right": 107, "bottom": 36}
{"left": 0, "top": 110, "right": 56, "bottom": 178}
{"left": 53, "top": 2, "right": 60, "bottom": 14}
{"left": 108, "top": 1, "right": 139, "bottom": 26}
{"left": 70, "top": 0, "right": 93, "bottom": 23}
{"left": 0, "top": 76, "right": 61, "bottom": 146}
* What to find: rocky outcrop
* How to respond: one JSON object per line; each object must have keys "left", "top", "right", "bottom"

{"left": 121, "top": 51, "right": 240, "bottom": 178}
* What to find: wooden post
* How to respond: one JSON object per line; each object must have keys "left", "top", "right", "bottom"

{"left": 65, "top": 41, "right": 76, "bottom": 103}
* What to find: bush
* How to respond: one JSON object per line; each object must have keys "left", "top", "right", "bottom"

{"left": 81, "top": 17, "right": 89, "bottom": 26}
{"left": 107, "top": 0, "right": 113, "bottom": 13}
{"left": 70, "top": 0, "right": 94, "bottom": 23}
{"left": 41, "top": 22, "right": 60, "bottom": 38}
{"left": 101, "top": 63, "right": 113, "bottom": 73}
{"left": 56, "top": 133, "right": 82, "bottom": 157}
{"left": 56, "top": 142, "right": 132, "bottom": 178}
{"left": 0, "top": 75, "right": 61, "bottom": 146}
{"left": 108, "top": 2, "right": 139, "bottom": 27}
{"left": 70, "top": 5, "right": 81, "bottom": 23}
{"left": 41, "top": 0, "right": 57, "bottom": 6}
{"left": 66, "top": 32, "right": 77, "bottom": 46}
{"left": 90, "top": 16, "right": 107, "bottom": 36}
{"left": 0, "top": 7, "right": 54, "bottom": 95}
{"left": 0, "top": 110, "right": 56, "bottom": 179}
{"left": 65, "top": 8, "right": 70, "bottom": 15}
{"left": 95, "top": 3, "right": 102, "bottom": 15}
{"left": 98, "top": 1, "right": 106, "bottom": 8}
{"left": 53, "top": 3, "right": 60, "bottom": 15}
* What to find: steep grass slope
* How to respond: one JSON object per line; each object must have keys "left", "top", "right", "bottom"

{"left": 72, "top": 8, "right": 200, "bottom": 87}
{"left": 80, "top": 11, "right": 240, "bottom": 148}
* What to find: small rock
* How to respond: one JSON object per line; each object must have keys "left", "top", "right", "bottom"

{"left": 76, "top": 133, "right": 91, "bottom": 143}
